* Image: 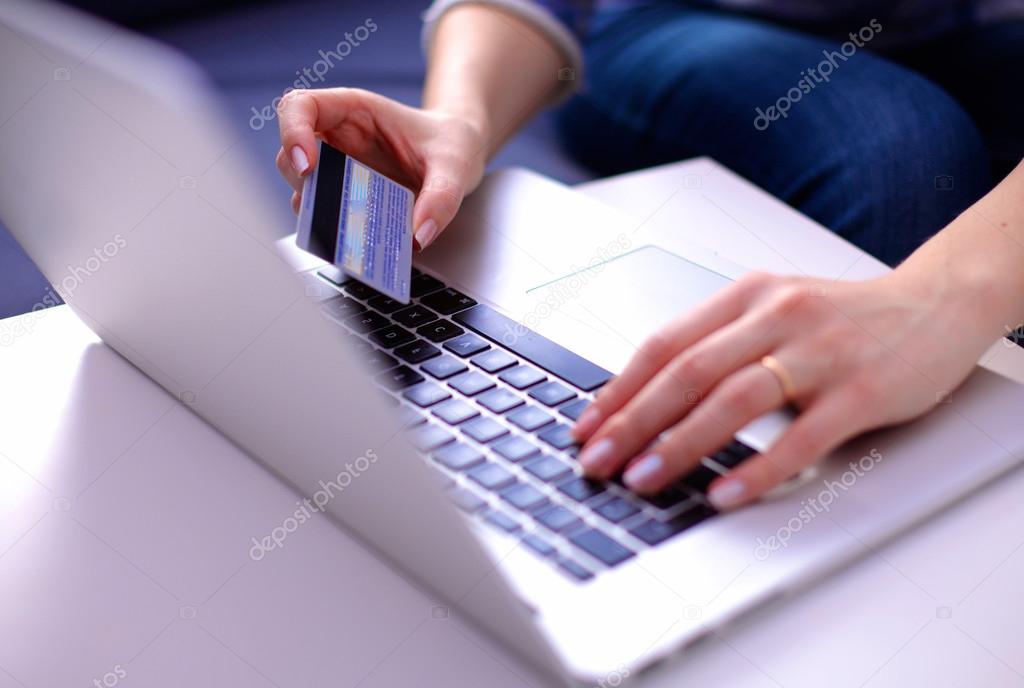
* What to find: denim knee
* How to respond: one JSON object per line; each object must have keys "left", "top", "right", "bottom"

{"left": 805, "top": 78, "right": 991, "bottom": 265}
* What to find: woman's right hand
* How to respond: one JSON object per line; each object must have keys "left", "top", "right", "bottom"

{"left": 275, "top": 87, "right": 487, "bottom": 250}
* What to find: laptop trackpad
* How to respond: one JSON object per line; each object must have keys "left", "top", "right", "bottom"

{"left": 526, "top": 245, "right": 733, "bottom": 370}
{"left": 526, "top": 245, "right": 788, "bottom": 448}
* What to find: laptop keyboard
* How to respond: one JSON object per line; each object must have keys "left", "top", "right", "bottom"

{"left": 315, "top": 265, "right": 757, "bottom": 582}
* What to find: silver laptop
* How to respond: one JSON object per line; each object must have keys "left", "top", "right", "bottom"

{"left": 4, "top": 2, "right": 1024, "bottom": 684}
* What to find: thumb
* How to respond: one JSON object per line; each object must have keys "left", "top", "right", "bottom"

{"left": 412, "top": 164, "right": 467, "bottom": 251}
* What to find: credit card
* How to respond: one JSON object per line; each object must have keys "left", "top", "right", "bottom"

{"left": 295, "top": 141, "right": 414, "bottom": 303}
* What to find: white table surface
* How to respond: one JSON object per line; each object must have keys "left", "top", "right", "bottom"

{"left": 3, "top": 159, "right": 1024, "bottom": 688}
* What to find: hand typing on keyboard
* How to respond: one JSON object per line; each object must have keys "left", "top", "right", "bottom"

{"left": 571, "top": 271, "right": 996, "bottom": 511}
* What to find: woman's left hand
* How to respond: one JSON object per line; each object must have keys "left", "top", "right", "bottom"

{"left": 571, "top": 271, "right": 997, "bottom": 510}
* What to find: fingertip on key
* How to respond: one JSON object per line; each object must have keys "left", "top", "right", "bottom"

{"left": 707, "top": 477, "right": 746, "bottom": 510}
{"left": 572, "top": 406, "right": 601, "bottom": 439}
{"left": 578, "top": 437, "right": 615, "bottom": 477}
{"left": 623, "top": 454, "right": 663, "bottom": 493}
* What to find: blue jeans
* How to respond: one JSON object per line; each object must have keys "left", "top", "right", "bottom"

{"left": 557, "top": 5, "right": 1024, "bottom": 266}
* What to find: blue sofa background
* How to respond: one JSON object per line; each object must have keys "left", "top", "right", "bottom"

{"left": 0, "top": 0, "right": 592, "bottom": 319}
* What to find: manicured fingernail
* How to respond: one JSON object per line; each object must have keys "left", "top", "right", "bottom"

{"left": 290, "top": 146, "right": 309, "bottom": 175}
{"left": 623, "top": 454, "right": 663, "bottom": 491}
{"left": 572, "top": 407, "right": 601, "bottom": 438}
{"left": 414, "top": 219, "right": 438, "bottom": 250}
{"left": 708, "top": 478, "right": 746, "bottom": 510}
{"left": 578, "top": 438, "right": 615, "bottom": 474}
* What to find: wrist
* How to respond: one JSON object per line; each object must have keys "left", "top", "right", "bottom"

{"left": 424, "top": 100, "right": 491, "bottom": 145}
{"left": 889, "top": 215, "right": 1022, "bottom": 340}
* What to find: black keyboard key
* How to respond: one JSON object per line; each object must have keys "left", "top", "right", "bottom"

{"left": 628, "top": 519, "right": 679, "bottom": 546}
{"left": 448, "top": 488, "right": 485, "bottom": 513}
{"left": 376, "top": 365, "right": 425, "bottom": 391}
{"left": 365, "top": 349, "right": 399, "bottom": 373}
{"left": 443, "top": 332, "right": 490, "bottom": 358}
{"left": 394, "top": 339, "right": 441, "bottom": 364}
{"left": 523, "top": 454, "right": 572, "bottom": 482}
{"left": 507, "top": 406, "right": 555, "bottom": 432}
{"left": 476, "top": 388, "right": 524, "bottom": 414}
{"left": 460, "top": 416, "right": 509, "bottom": 444}
{"left": 500, "top": 482, "right": 548, "bottom": 512}
{"left": 537, "top": 423, "right": 578, "bottom": 450}
{"left": 317, "top": 265, "right": 348, "bottom": 286}
{"left": 345, "top": 310, "right": 390, "bottom": 333}
{"left": 484, "top": 510, "right": 521, "bottom": 534}
{"left": 557, "top": 398, "right": 589, "bottom": 421}
{"left": 407, "top": 424, "right": 454, "bottom": 452}
{"left": 557, "top": 477, "right": 606, "bottom": 502}
{"left": 630, "top": 505, "right": 716, "bottom": 545}
{"left": 421, "top": 287, "right": 477, "bottom": 315}
{"left": 432, "top": 399, "right": 480, "bottom": 425}
{"left": 498, "top": 365, "right": 546, "bottom": 390}
{"left": 557, "top": 558, "right": 593, "bottom": 581}
{"left": 569, "top": 528, "right": 634, "bottom": 567}
{"left": 366, "top": 294, "right": 407, "bottom": 313}
{"left": 727, "top": 440, "right": 756, "bottom": 459}
{"left": 448, "top": 371, "right": 495, "bottom": 396}
{"left": 714, "top": 441, "right": 757, "bottom": 468}
{"left": 471, "top": 349, "right": 517, "bottom": 373}
{"left": 528, "top": 381, "right": 576, "bottom": 407}
{"left": 453, "top": 304, "right": 612, "bottom": 391}
{"left": 433, "top": 442, "right": 485, "bottom": 471}
{"left": 417, "top": 319, "right": 464, "bottom": 343}
{"left": 402, "top": 381, "right": 451, "bottom": 408}
{"left": 411, "top": 272, "right": 445, "bottom": 297}
{"left": 393, "top": 304, "right": 438, "bottom": 329}
{"left": 522, "top": 534, "right": 557, "bottom": 558}
{"left": 658, "top": 503, "right": 716, "bottom": 527}
{"left": 492, "top": 435, "right": 541, "bottom": 463}
{"left": 369, "top": 325, "right": 416, "bottom": 349}
{"left": 467, "top": 462, "right": 516, "bottom": 490}
{"left": 322, "top": 296, "right": 366, "bottom": 320}
{"left": 682, "top": 464, "right": 722, "bottom": 493}
{"left": 594, "top": 497, "right": 640, "bottom": 524}
{"left": 421, "top": 355, "right": 468, "bottom": 380}
{"left": 534, "top": 505, "right": 583, "bottom": 533}
{"left": 343, "top": 280, "right": 381, "bottom": 301}
{"left": 640, "top": 487, "right": 691, "bottom": 511}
